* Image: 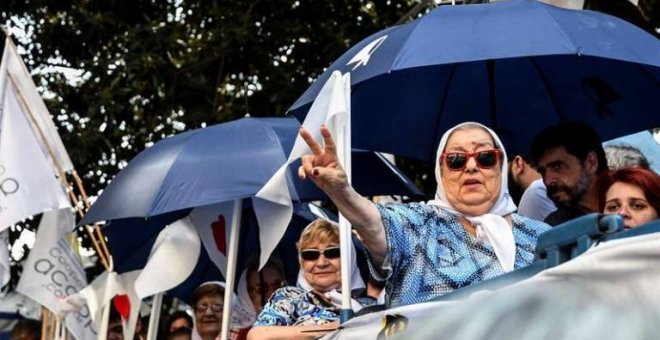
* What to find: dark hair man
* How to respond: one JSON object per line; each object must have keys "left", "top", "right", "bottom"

{"left": 530, "top": 121, "right": 608, "bottom": 226}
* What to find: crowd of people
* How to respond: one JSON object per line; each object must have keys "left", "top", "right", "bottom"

{"left": 9, "top": 121, "right": 655, "bottom": 340}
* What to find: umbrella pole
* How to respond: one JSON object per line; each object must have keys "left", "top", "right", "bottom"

{"left": 220, "top": 199, "right": 243, "bottom": 340}
{"left": 146, "top": 293, "right": 163, "bottom": 340}
{"left": 334, "top": 74, "right": 354, "bottom": 323}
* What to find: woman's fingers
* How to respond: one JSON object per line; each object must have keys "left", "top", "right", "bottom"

{"left": 320, "top": 125, "right": 337, "bottom": 155}
{"left": 299, "top": 127, "right": 324, "bottom": 156}
{"left": 299, "top": 154, "right": 315, "bottom": 180}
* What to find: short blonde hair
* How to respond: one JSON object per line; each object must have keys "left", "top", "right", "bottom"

{"left": 296, "top": 219, "right": 339, "bottom": 250}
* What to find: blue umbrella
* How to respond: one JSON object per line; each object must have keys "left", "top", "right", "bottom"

{"left": 81, "top": 117, "right": 421, "bottom": 225}
{"left": 83, "top": 117, "right": 420, "bottom": 308}
{"left": 290, "top": 0, "right": 660, "bottom": 164}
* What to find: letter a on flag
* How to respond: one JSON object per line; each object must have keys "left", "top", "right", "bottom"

{"left": 18, "top": 208, "right": 96, "bottom": 340}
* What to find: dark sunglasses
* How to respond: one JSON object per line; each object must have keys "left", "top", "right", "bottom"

{"left": 194, "top": 303, "right": 223, "bottom": 314}
{"left": 300, "top": 246, "right": 341, "bottom": 261}
{"left": 440, "top": 149, "right": 501, "bottom": 171}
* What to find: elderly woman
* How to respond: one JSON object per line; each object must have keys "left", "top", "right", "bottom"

{"left": 237, "top": 256, "right": 287, "bottom": 322}
{"left": 297, "top": 122, "right": 551, "bottom": 307}
{"left": 598, "top": 167, "right": 660, "bottom": 229}
{"left": 191, "top": 282, "right": 252, "bottom": 340}
{"left": 247, "top": 219, "right": 365, "bottom": 340}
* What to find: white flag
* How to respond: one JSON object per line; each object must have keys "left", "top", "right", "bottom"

{"left": 190, "top": 201, "right": 235, "bottom": 277}
{"left": 17, "top": 208, "right": 96, "bottom": 340}
{"left": 0, "top": 229, "right": 9, "bottom": 288}
{"left": 0, "top": 59, "right": 70, "bottom": 231}
{"left": 134, "top": 216, "right": 201, "bottom": 299}
{"left": 0, "top": 37, "right": 73, "bottom": 172}
{"left": 113, "top": 270, "right": 142, "bottom": 340}
{"left": 254, "top": 71, "right": 350, "bottom": 268}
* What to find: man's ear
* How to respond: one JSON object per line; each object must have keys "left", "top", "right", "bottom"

{"left": 511, "top": 156, "right": 524, "bottom": 176}
{"left": 585, "top": 151, "right": 599, "bottom": 174}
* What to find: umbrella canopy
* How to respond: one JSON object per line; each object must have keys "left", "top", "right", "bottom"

{"left": 81, "top": 117, "right": 421, "bottom": 225}
{"left": 290, "top": 0, "right": 660, "bottom": 164}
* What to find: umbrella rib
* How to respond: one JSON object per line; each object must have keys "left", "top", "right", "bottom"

{"left": 529, "top": 57, "right": 565, "bottom": 122}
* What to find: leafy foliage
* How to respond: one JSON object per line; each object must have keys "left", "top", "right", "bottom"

{"left": 2, "top": 0, "right": 417, "bottom": 194}
{"left": 0, "top": 0, "right": 425, "bottom": 282}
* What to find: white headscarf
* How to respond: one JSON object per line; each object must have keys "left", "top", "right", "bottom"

{"left": 427, "top": 122, "right": 518, "bottom": 272}
{"left": 191, "top": 281, "right": 254, "bottom": 340}
{"left": 296, "top": 222, "right": 365, "bottom": 312}
{"left": 236, "top": 270, "right": 257, "bottom": 324}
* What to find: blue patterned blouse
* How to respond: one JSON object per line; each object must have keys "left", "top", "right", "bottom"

{"left": 369, "top": 203, "right": 551, "bottom": 308}
{"left": 253, "top": 286, "right": 339, "bottom": 326}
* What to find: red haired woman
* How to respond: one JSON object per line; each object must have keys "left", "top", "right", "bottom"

{"left": 598, "top": 167, "right": 660, "bottom": 229}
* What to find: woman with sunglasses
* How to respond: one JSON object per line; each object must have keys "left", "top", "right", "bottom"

{"left": 297, "top": 122, "right": 551, "bottom": 308}
{"left": 247, "top": 219, "right": 365, "bottom": 340}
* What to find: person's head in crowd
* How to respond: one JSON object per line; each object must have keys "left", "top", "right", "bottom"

{"left": 191, "top": 282, "right": 225, "bottom": 340}
{"left": 107, "top": 307, "right": 143, "bottom": 340}
{"left": 508, "top": 154, "right": 542, "bottom": 204}
{"left": 604, "top": 144, "right": 650, "bottom": 170}
{"left": 245, "top": 256, "right": 286, "bottom": 314}
{"left": 435, "top": 122, "right": 511, "bottom": 216}
{"left": 598, "top": 167, "right": 660, "bottom": 229}
{"left": 167, "top": 326, "right": 192, "bottom": 340}
{"left": 297, "top": 219, "right": 343, "bottom": 293}
{"left": 166, "top": 310, "right": 193, "bottom": 334}
{"left": 531, "top": 121, "right": 607, "bottom": 223}
{"left": 10, "top": 319, "right": 41, "bottom": 340}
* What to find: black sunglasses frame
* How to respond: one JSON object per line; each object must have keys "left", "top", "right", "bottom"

{"left": 299, "top": 246, "right": 341, "bottom": 261}
{"left": 440, "top": 149, "right": 501, "bottom": 171}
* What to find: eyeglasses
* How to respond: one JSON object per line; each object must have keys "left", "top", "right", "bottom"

{"left": 248, "top": 281, "right": 285, "bottom": 295}
{"left": 194, "top": 303, "right": 223, "bottom": 314}
{"left": 440, "top": 149, "right": 501, "bottom": 171}
{"left": 299, "top": 246, "right": 341, "bottom": 261}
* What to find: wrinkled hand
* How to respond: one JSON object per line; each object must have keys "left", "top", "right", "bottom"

{"left": 298, "top": 126, "right": 349, "bottom": 194}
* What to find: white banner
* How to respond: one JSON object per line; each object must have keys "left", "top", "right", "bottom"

{"left": 0, "top": 229, "right": 9, "bottom": 288}
{"left": 0, "top": 60, "right": 70, "bottom": 231}
{"left": 17, "top": 208, "right": 96, "bottom": 340}
{"left": 190, "top": 201, "right": 235, "bottom": 277}
{"left": 0, "top": 37, "right": 74, "bottom": 172}
{"left": 322, "top": 232, "right": 660, "bottom": 339}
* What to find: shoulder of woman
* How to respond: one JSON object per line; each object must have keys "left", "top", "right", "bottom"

{"left": 511, "top": 213, "right": 552, "bottom": 233}
{"left": 272, "top": 286, "right": 306, "bottom": 297}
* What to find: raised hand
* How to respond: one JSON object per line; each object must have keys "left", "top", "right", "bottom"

{"left": 298, "top": 125, "right": 349, "bottom": 194}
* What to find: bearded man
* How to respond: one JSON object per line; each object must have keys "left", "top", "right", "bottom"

{"left": 530, "top": 122, "right": 608, "bottom": 226}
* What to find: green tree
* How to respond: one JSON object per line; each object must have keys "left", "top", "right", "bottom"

{"left": 1, "top": 0, "right": 422, "bottom": 285}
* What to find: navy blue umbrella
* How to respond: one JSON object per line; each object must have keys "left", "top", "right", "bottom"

{"left": 81, "top": 117, "right": 421, "bottom": 225}
{"left": 290, "top": 0, "right": 660, "bottom": 164}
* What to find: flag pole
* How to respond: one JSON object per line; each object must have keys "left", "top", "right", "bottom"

{"left": 146, "top": 293, "right": 163, "bottom": 340}
{"left": 71, "top": 170, "right": 112, "bottom": 258}
{"left": 334, "top": 73, "right": 354, "bottom": 323}
{"left": 6, "top": 71, "right": 112, "bottom": 270}
{"left": 220, "top": 199, "right": 243, "bottom": 340}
